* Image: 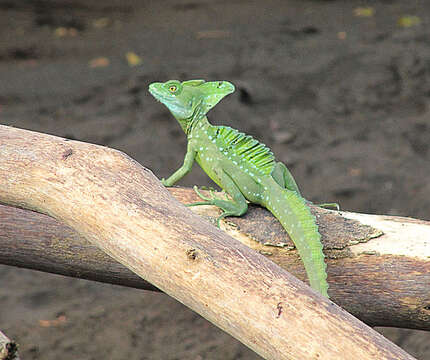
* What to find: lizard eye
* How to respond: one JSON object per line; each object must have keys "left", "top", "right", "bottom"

{"left": 169, "top": 85, "right": 177, "bottom": 92}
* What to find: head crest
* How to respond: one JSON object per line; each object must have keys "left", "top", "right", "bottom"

{"left": 195, "top": 81, "right": 235, "bottom": 114}
{"left": 181, "top": 80, "right": 235, "bottom": 114}
{"left": 148, "top": 79, "right": 235, "bottom": 121}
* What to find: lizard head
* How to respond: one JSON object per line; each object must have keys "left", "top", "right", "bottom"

{"left": 149, "top": 79, "right": 235, "bottom": 121}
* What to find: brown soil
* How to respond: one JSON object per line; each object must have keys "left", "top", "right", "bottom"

{"left": 1, "top": 1, "right": 429, "bottom": 359}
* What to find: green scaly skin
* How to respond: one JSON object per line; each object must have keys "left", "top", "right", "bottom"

{"left": 149, "top": 79, "right": 329, "bottom": 298}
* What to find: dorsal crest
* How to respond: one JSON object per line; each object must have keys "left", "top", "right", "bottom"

{"left": 212, "top": 126, "right": 275, "bottom": 175}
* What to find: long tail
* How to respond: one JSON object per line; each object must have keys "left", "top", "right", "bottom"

{"left": 265, "top": 184, "right": 329, "bottom": 298}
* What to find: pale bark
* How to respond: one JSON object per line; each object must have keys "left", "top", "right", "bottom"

{"left": 1, "top": 193, "right": 429, "bottom": 330}
{"left": 0, "top": 125, "right": 417, "bottom": 360}
{"left": 0, "top": 330, "right": 19, "bottom": 360}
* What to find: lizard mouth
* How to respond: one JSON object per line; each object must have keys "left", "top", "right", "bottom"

{"left": 148, "top": 84, "right": 173, "bottom": 104}
{"left": 148, "top": 84, "right": 161, "bottom": 98}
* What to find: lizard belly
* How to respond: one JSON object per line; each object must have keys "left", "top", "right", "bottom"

{"left": 195, "top": 152, "right": 223, "bottom": 188}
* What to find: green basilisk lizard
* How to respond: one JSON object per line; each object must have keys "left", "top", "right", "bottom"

{"left": 149, "top": 79, "right": 332, "bottom": 298}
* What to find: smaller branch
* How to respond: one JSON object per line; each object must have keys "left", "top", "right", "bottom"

{"left": 0, "top": 331, "right": 19, "bottom": 360}
{"left": 0, "top": 203, "right": 157, "bottom": 291}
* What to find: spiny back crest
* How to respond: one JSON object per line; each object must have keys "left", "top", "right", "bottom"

{"left": 212, "top": 126, "right": 275, "bottom": 175}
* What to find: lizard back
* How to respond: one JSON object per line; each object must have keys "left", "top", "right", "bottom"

{"left": 208, "top": 126, "right": 276, "bottom": 176}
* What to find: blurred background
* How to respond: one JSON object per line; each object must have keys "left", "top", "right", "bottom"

{"left": 1, "top": 0, "right": 429, "bottom": 359}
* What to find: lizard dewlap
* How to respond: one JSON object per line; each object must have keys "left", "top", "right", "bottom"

{"left": 149, "top": 79, "right": 329, "bottom": 298}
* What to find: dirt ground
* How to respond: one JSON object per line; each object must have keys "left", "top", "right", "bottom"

{"left": 1, "top": 0, "right": 429, "bottom": 359}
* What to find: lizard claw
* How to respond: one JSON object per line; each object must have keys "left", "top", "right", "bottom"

{"left": 305, "top": 199, "right": 340, "bottom": 211}
{"left": 317, "top": 202, "right": 340, "bottom": 211}
{"left": 193, "top": 185, "right": 214, "bottom": 201}
{"left": 215, "top": 212, "right": 231, "bottom": 228}
{"left": 186, "top": 186, "right": 215, "bottom": 207}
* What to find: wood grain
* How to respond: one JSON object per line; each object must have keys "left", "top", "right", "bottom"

{"left": 1, "top": 194, "right": 429, "bottom": 330}
{"left": 0, "top": 125, "right": 417, "bottom": 360}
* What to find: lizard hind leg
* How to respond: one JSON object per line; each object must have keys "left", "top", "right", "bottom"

{"left": 188, "top": 171, "right": 248, "bottom": 227}
{"left": 272, "top": 162, "right": 340, "bottom": 210}
{"left": 271, "top": 162, "right": 302, "bottom": 195}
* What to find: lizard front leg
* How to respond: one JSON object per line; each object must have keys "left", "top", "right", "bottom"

{"left": 161, "top": 142, "right": 196, "bottom": 186}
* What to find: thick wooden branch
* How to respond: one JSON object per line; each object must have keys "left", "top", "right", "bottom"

{"left": 1, "top": 191, "right": 429, "bottom": 330}
{"left": 0, "top": 125, "right": 417, "bottom": 360}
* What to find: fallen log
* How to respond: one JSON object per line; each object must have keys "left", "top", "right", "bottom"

{"left": 1, "top": 191, "right": 429, "bottom": 330}
{"left": 0, "top": 125, "right": 417, "bottom": 360}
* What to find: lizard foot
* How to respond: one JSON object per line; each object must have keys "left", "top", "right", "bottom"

{"left": 316, "top": 202, "right": 340, "bottom": 211}
{"left": 187, "top": 185, "right": 227, "bottom": 204}
{"left": 187, "top": 186, "right": 242, "bottom": 228}
{"left": 306, "top": 199, "right": 340, "bottom": 211}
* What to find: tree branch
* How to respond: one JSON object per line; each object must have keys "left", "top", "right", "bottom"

{"left": 0, "top": 125, "right": 417, "bottom": 360}
{"left": 1, "top": 191, "right": 429, "bottom": 330}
